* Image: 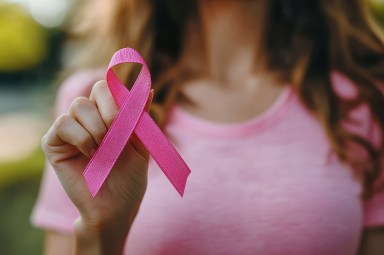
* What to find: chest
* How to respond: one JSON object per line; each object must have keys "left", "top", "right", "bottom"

{"left": 126, "top": 122, "right": 364, "bottom": 255}
{"left": 179, "top": 79, "right": 285, "bottom": 123}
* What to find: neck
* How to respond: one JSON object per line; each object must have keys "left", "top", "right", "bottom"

{"left": 197, "top": 0, "right": 267, "bottom": 85}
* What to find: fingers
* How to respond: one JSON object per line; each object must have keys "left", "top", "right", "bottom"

{"left": 43, "top": 114, "right": 97, "bottom": 158}
{"left": 89, "top": 80, "right": 119, "bottom": 128}
{"left": 43, "top": 80, "right": 153, "bottom": 161}
{"left": 69, "top": 97, "right": 108, "bottom": 146}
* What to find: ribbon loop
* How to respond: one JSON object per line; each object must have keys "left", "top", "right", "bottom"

{"left": 83, "top": 48, "right": 191, "bottom": 197}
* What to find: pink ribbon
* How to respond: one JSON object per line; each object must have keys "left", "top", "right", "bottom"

{"left": 83, "top": 48, "right": 191, "bottom": 197}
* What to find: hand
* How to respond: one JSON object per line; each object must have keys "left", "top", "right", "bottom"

{"left": 41, "top": 80, "right": 153, "bottom": 242}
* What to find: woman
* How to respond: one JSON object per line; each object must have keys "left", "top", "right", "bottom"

{"left": 32, "top": 0, "right": 384, "bottom": 254}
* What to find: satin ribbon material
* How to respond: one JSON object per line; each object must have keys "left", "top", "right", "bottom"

{"left": 83, "top": 48, "right": 191, "bottom": 197}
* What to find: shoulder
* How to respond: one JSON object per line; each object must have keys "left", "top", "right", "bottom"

{"left": 331, "top": 71, "right": 378, "bottom": 141}
{"left": 331, "top": 71, "right": 358, "bottom": 100}
{"left": 55, "top": 68, "right": 104, "bottom": 116}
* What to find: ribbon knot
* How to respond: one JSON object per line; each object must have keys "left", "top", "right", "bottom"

{"left": 83, "top": 48, "right": 191, "bottom": 197}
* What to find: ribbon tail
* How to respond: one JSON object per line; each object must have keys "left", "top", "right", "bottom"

{"left": 135, "top": 112, "right": 191, "bottom": 196}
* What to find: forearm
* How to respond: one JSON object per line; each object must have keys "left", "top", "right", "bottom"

{"left": 73, "top": 217, "right": 132, "bottom": 255}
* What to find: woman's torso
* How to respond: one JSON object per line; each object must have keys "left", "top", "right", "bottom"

{"left": 125, "top": 84, "right": 364, "bottom": 255}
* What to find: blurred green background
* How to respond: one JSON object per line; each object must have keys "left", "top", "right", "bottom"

{"left": 0, "top": 0, "right": 75, "bottom": 254}
{"left": 0, "top": 0, "right": 384, "bottom": 254}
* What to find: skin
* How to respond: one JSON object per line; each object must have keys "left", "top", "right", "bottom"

{"left": 42, "top": 1, "right": 384, "bottom": 254}
{"left": 43, "top": 81, "right": 153, "bottom": 255}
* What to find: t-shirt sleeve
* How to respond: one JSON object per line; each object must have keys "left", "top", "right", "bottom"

{"left": 357, "top": 93, "right": 384, "bottom": 228}
{"left": 363, "top": 121, "right": 384, "bottom": 228}
{"left": 30, "top": 69, "right": 104, "bottom": 233}
{"left": 332, "top": 71, "right": 384, "bottom": 228}
{"left": 355, "top": 106, "right": 384, "bottom": 228}
{"left": 364, "top": 192, "right": 384, "bottom": 227}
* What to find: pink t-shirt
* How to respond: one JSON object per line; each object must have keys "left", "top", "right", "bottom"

{"left": 31, "top": 70, "right": 384, "bottom": 255}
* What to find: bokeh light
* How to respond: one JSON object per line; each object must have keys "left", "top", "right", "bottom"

{"left": 5, "top": 0, "right": 73, "bottom": 28}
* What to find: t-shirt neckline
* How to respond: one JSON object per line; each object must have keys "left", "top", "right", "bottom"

{"left": 167, "top": 85, "right": 294, "bottom": 138}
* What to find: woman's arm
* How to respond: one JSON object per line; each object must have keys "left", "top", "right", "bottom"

{"left": 359, "top": 228, "right": 384, "bottom": 255}
{"left": 41, "top": 81, "right": 153, "bottom": 255}
{"left": 44, "top": 218, "right": 133, "bottom": 255}
{"left": 44, "top": 231, "right": 73, "bottom": 255}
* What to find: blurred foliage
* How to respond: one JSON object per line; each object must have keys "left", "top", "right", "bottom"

{"left": 0, "top": 177, "right": 44, "bottom": 255}
{"left": 370, "top": 0, "right": 384, "bottom": 25}
{"left": 0, "top": 3, "right": 47, "bottom": 72}
{"left": 0, "top": 147, "right": 45, "bottom": 255}
{"left": 0, "top": 147, "right": 45, "bottom": 187}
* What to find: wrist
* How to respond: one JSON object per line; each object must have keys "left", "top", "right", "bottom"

{"left": 73, "top": 217, "right": 131, "bottom": 255}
